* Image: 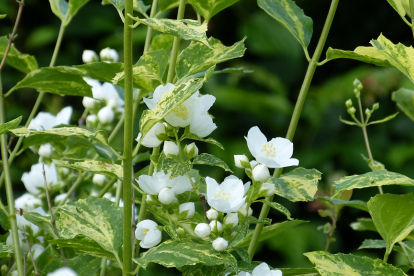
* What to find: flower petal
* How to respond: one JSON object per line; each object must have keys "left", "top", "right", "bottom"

{"left": 245, "top": 127, "right": 267, "bottom": 159}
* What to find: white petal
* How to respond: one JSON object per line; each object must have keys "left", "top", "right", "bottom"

{"left": 272, "top": 137, "right": 293, "bottom": 158}
{"left": 252, "top": 263, "right": 271, "bottom": 275}
{"left": 169, "top": 175, "right": 192, "bottom": 194}
{"left": 56, "top": 106, "right": 73, "bottom": 125}
{"left": 245, "top": 127, "right": 267, "bottom": 159}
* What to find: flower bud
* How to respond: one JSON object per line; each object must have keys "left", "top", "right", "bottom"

{"left": 146, "top": 195, "right": 154, "bottom": 204}
{"left": 82, "top": 50, "right": 99, "bottom": 63}
{"left": 38, "top": 144, "right": 52, "bottom": 158}
{"left": 54, "top": 193, "right": 68, "bottom": 205}
{"left": 353, "top": 88, "right": 361, "bottom": 98}
{"left": 177, "top": 227, "right": 186, "bottom": 238}
{"left": 345, "top": 99, "right": 353, "bottom": 108}
{"left": 47, "top": 267, "right": 78, "bottom": 276}
{"left": 259, "top": 182, "right": 275, "bottom": 197}
{"left": 238, "top": 203, "right": 253, "bottom": 219}
{"left": 234, "top": 155, "right": 250, "bottom": 169}
{"left": 365, "top": 108, "right": 371, "bottom": 116}
{"left": 98, "top": 106, "right": 115, "bottom": 124}
{"left": 353, "top": 79, "right": 362, "bottom": 90}
{"left": 59, "top": 167, "right": 70, "bottom": 178}
{"left": 372, "top": 103, "right": 379, "bottom": 111}
{"left": 107, "top": 98, "right": 119, "bottom": 109}
{"left": 82, "top": 97, "right": 97, "bottom": 110}
{"left": 86, "top": 114, "right": 98, "bottom": 127}
{"left": 194, "top": 223, "right": 211, "bottom": 238}
{"left": 206, "top": 209, "right": 218, "bottom": 220}
{"left": 179, "top": 202, "right": 195, "bottom": 219}
{"left": 347, "top": 107, "right": 356, "bottom": 115}
{"left": 158, "top": 188, "right": 176, "bottom": 205}
{"left": 223, "top": 213, "right": 239, "bottom": 228}
{"left": 250, "top": 160, "right": 259, "bottom": 169}
{"left": 163, "top": 141, "right": 179, "bottom": 156}
{"left": 209, "top": 220, "right": 223, "bottom": 232}
{"left": 184, "top": 142, "right": 199, "bottom": 159}
{"left": 31, "top": 244, "right": 45, "bottom": 260}
{"left": 100, "top": 47, "right": 119, "bottom": 63}
{"left": 212, "top": 237, "right": 228, "bottom": 252}
{"left": 252, "top": 164, "right": 270, "bottom": 182}
{"left": 93, "top": 174, "right": 106, "bottom": 186}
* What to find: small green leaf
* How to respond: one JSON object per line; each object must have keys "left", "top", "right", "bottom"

{"left": 36, "top": 245, "right": 61, "bottom": 271}
{"left": 176, "top": 37, "right": 246, "bottom": 80}
{"left": 8, "top": 66, "right": 92, "bottom": 97}
{"left": 234, "top": 247, "right": 250, "bottom": 262}
{"left": 192, "top": 153, "right": 232, "bottom": 172}
{"left": 54, "top": 159, "right": 123, "bottom": 180}
{"left": 158, "top": 0, "right": 179, "bottom": 11}
{"left": 358, "top": 239, "right": 387, "bottom": 250}
{"left": 133, "top": 0, "right": 150, "bottom": 15}
{"left": 0, "top": 36, "right": 38, "bottom": 73}
{"left": 350, "top": 218, "right": 377, "bottom": 232}
{"left": 133, "top": 239, "right": 227, "bottom": 269}
{"left": 325, "top": 47, "right": 393, "bottom": 67}
{"left": 258, "top": 0, "right": 313, "bottom": 50}
{"left": 332, "top": 171, "right": 414, "bottom": 197}
{"left": 392, "top": 88, "right": 414, "bottom": 121}
{"left": 188, "top": 0, "right": 240, "bottom": 22}
{"left": 0, "top": 14, "right": 6, "bottom": 19}
{"left": 270, "top": 167, "right": 321, "bottom": 202}
{"left": 368, "top": 193, "right": 414, "bottom": 257}
{"left": 0, "top": 116, "right": 21, "bottom": 135}
{"left": 50, "top": 236, "right": 115, "bottom": 259}
{"left": 255, "top": 199, "right": 292, "bottom": 220}
{"left": 102, "top": 0, "right": 124, "bottom": 12}
{"left": 220, "top": 251, "right": 238, "bottom": 273}
{"left": 130, "top": 18, "right": 211, "bottom": 48}
{"left": 0, "top": 243, "right": 13, "bottom": 258}
{"left": 339, "top": 116, "right": 360, "bottom": 126}
{"left": 387, "top": 0, "right": 409, "bottom": 17}
{"left": 160, "top": 157, "right": 192, "bottom": 178}
{"left": 42, "top": 254, "right": 101, "bottom": 276}
{"left": 49, "top": 0, "right": 89, "bottom": 26}
{"left": 182, "top": 133, "right": 224, "bottom": 150}
{"left": 367, "top": 112, "right": 398, "bottom": 125}
{"left": 304, "top": 251, "right": 407, "bottom": 276}
{"left": 22, "top": 210, "right": 57, "bottom": 239}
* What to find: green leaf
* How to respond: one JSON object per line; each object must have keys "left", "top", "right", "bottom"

{"left": 258, "top": 0, "right": 313, "bottom": 50}
{"left": 0, "top": 243, "right": 13, "bottom": 258}
{"left": 392, "top": 88, "right": 414, "bottom": 121}
{"left": 358, "top": 239, "right": 387, "bottom": 249}
{"left": 102, "top": 0, "right": 124, "bottom": 12}
{"left": 270, "top": 167, "right": 321, "bottom": 202}
{"left": 234, "top": 247, "right": 250, "bottom": 262}
{"left": 387, "top": 0, "right": 409, "bottom": 17}
{"left": 49, "top": 0, "right": 89, "bottom": 26}
{"left": 133, "top": 0, "right": 150, "bottom": 15}
{"left": 53, "top": 160, "right": 124, "bottom": 180}
{"left": 0, "top": 116, "right": 21, "bottom": 135}
{"left": 160, "top": 157, "right": 192, "bottom": 178}
{"left": 42, "top": 254, "right": 101, "bottom": 276}
{"left": 332, "top": 170, "right": 414, "bottom": 197}
{"left": 188, "top": 0, "right": 240, "bottom": 21}
{"left": 325, "top": 47, "right": 393, "bottom": 67}
{"left": 234, "top": 220, "right": 306, "bottom": 248}
{"left": 130, "top": 18, "right": 211, "bottom": 48}
{"left": 255, "top": 199, "right": 292, "bottom": 220}
{"left": 158, "top": 0, "right": 179, "bottom": 10}
{"left": 368, "top": 193, "right": 414, "bottom": 257}
{"left": 55, "top": 197, "right": 123, "bottom": 255}
{"left": 36, "top": 245, "right": 61, "bottom": 272}
{"left": 192, "top": 153, "right": 233, "bottom": 172}
{"left": 74, "top": 62, "right": 124, "bottom": 85}
{"left": 316, "top": 197, "right": 368, "bottom": 212}
{"left": 371, "top": 34, "right": 414, "bottom": 83}
{"left": 151, "top": 34, "right": 175, "bottom": 52}
{"left": 133, "top": 239, "right": 227, "bottom": 269}
{"left": 220, "top": 251, "right": 238, "bottom": 273}
{"left": 0, "top": 202, "right": 10, "bottom": 230}
{"left": 0, "top": 14, "right": 6, "bottom": 19}
{"left": 350, "top": 218, "right": 377, "bottom": 232}
{"left": 22, "top": 210, "right": 57, "bottom": 239}
{"left": 176, "top": 37, "right": 246, "bottom": 80}
{"left": 8, "top": 66, "right": 92, "bottom": 97}
{"left": 304, "top": 251, "right": 407, "bottom": 276}
{"left": 339, "top": 116, "right": 360, "bottom": 126}
{"left": 367, "top": 112, "right": 398, "bottom": 125}
{"left": 181, "top": 133, "right": 224, "bottom": 150}
{"left": 0, "top": 36, "right": 38, "bottom": 73}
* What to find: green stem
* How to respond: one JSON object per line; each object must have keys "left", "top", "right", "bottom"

{"left": 166, "top": 0, "right": 187, "bottom": 83}
{"left": 411, "top": 0, "right": 414, "bottom": 37}
{"left": 247, "top": 0, "right": 340, "bottom": 259}
{"left": 57, "top": 173, "right": 84, "bottom": 207}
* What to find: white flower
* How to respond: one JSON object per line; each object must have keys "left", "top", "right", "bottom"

{"left": 31, "top": 244, "right": 45, "bottom": 260}
{"left": 6, "top": 230, "right": 28, "bottom": 253}
{"left": 84, "top": 78, "right": 124, "bottom": 107}
{"left": 137, "top": 170, "right": 192, "bottom": 196}
{"left": 245, "top": 127, "right": 299, "bottom": 168}
{"left": 158, "top": 187, "right": 176, "bottom": 205}
{"left": 206, "top": 175, "right": 249, "bottom": 213}
{"left": 260, "top": 183, "right": 275, "bottom": 197}
{"left": 163, "top": 141, "right": 179, "bottom": 156}
{"left": 184, "top": 142, "right": 199, "bottom": 159}
{"left": 135, "top": 219, "right": 162, "bottom": 248}
{"left": 234, "top": 155, "right": 250, "bottom": 169}
{"left": 224, "top": 213, "right": 239, "bottom": 228}
{"left": 54, "top": 193, "right": 68, "bottom": 205}
{"left": 82, "top": 49, "right": 99, "bottom": 63}
{"left": 252, "top": 262, "right": 282, "bottom": 276}
{"left": 93, "top": 174, "right": 106, "bottom": 186}
{"left": 139, "top": 122, "right": 166, "bottom": 148}
{"left": 15, "top": 193, "right": 41, "bottom": 211}
{"left": 143, "top": 83, "right": 176, "bottom": 110}
{"left": 16, "top": 214, "right": 39, "bottom": 235}
{"left": 209, "top": 220, "right": 223, "bottom": 232}
{"left": 38, "top": 144, "right": 53, "bottom": 158}
{"left": 82, "top": 96, "right": 98, "bottom": 109}
{"left": 21, "top": 163, "right": 58, "bottom": 195}
{"left": 194, "top": 223, "right": 211, "bottom": 238}
{"left": 252, "top": 164, "right": 270, "bottom": 182}
{"left": 47, "top": 267, "right": 78, "bottom": 276}
{"left": 189, "top": 93, "right": 217, "bottom": 137}
{"left": 238, "top": 203, "right": 253, "bottom": 219}
{"left": 206, "top": 209, "right": 218, "bottom": 220}
{"left": 100, "top": 47, "right": 119, "bottom": 62}
{"left": 86, "top": 114, "right": 98, "bottom": 127}
{"left": 179, "top": 202, "right": 195, "bottom": 219}
{"left": 28, "top": 106, "right": 72, "bottom": 131}
{"left": 98, "top": 106, "right": 115, "bottom": 124}
{"left": 212, "top": 237, "right": 228, "bottom": 251}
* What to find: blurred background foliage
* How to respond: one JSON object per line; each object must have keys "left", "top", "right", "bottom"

{"left": 1, "top": 0, "right": 414, "bottom": 274}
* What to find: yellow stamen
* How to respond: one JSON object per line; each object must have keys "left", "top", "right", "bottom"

{"left": 172, "top": 105, "right": 188, "bottom": 118}
{"left": 214, "top": 189, "right": 232, "bottom": 201}
{"left": 141, "top": 228, "right": 149, "bottom": 236}
{"left": 261, "top": 143, "right": 276, "bottom": 158}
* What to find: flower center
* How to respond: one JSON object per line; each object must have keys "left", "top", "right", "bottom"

{"left": 214, "top": 189, "right": 232, "bottom": 201}
{"left": 172, "top": 105, "right": 188, "bottom": 118}
{"left": 141, "top": 228, "right": 149, "bottom": 236}
{"left": 261, "top": 143, "right": 276, "bottom": 158}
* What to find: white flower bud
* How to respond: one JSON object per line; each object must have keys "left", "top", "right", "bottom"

{"left": 100, "top": 47, "right": 118, "bottom": 62}
{"left": 86, "top": 114, "right": 98, "bottom": 127}
{"left": 82, "top": 97, "right": 97, "bottom": 110}
{"left": 98, "top": 106, "right": 115, "bottom": 124}
{"left": 107, "top": 98, "right": 118, "bottom": 109}
{"left": 158, "top": 188, "right": 176, "bottom": 205}
{"left": 93, "top": 174, "right": 106, "bottom": 186}
{"left": 209, "top": 220, "right": 223, "bottom": 232}
{"left": 15, "top": 193, "right": 41, "bottom": 211}
{"left": 82, "top": 50, "right": 99, "bottom": 63}
{"left": 194, "top": 223, "right": 211, "bottom": 238}
{"left": 238, "top": 203, "right": 253, "bottom": 219}
{"left": 206, "top": 209, "right": 218, "bottom": 220}
{"left": 223, "top": 213, "right": 239, "bottom": 228}
{"left": 59, "top": 167, "right": 70, "bottom": 178}
{"left": 54, "top": 193, "right": 68, "bottom": 205}
{"left": 184, "top": 142, "right": 199, "bottom": 159}
{"left": 250, "top": 160, "right": 259, "bottom": 168}
{"left": 47, "top": 267, "right": 78, "bottom": 276}
{"left": 38, "top": 144, "right": 52, "bottom": 158}
{"left": 212, "top": 237, "right": 228, "bottom": 252}
{"left": 260, "top": 183, "right": 275, "bottom": 197}
{"left": 179, "top": 202, "right": 195, "bottom": 219}
{"left": 252, "top": 164, "right": 270, "bottom": 182}
{"left": 234, "top": 155, "right": 250, "bottom": 168}
{"left": 163, "top": 141, "right": 179, "bottom": 156}
{"left": 31, "top": 244, "right": 45, "bottom": 260}
{"left": 146, "top": 195, "right": 153, "bottom": 204}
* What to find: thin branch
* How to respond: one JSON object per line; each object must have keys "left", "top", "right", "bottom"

{"left": 22, "top": 228, "right": 39, "bottom": 276}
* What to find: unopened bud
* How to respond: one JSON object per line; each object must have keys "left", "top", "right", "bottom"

{"left": 372, "top": 103, "right": 379, "bottom": 111}
{"left": 345, "top": 99, "right": 353, "bottom": 108}
{"left": 194, "top": 223, "right": 211, "bottom": 238}
{"left": 184, "top": 142, "right": 199, "bottom": 159}
{"left": 97, "top": 106, "right": 115, "bottom": 124}
{"left": 158, "top": 188, "right": 176, "bottom": 205}
{"left": 179, "top": 202, "right": 195, "bottom": 219}
{"left": 353, "top": 89, "right": 360, "bottom": 98}
{"left": 163, "top": 141, "right": 179, "bottom": 156}
{"left": 234, "top": 155, "right": 250, "bottom": 169}
{"left": 347, "top": 107, "right": 356, "bottom": 115}
{"left": 223, "top": 213, "right": 239, "bottom": 229}
{"left": 252, "top": 164, "right": 270, "bottom": 182}
{"left": 206, "top": 209, "right": 218, "bottom": 220}
{"left": 212, "top": 237, "right": 228, "bottom": 252}
{"left": 259, "top": 182, "right": 275, "bottom": 197}
{"left": 209, "top": 220, "right": 223, "bottom": 233}
{"left": 100, "top": 47, "right": 119, "bottom": 63}
{"left": 82, "top": 50, "right": 99, "bottom": 63}
{"left": 353, "top": 79, "right": 363, "bottom": 90}
{"left": 365, "top": 108, "right": 371, "bottom": 116}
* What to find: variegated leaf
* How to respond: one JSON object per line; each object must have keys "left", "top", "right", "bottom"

{"left": 255, "top": 199, "right": 292, "bottom": 220}
{"left": 176, "top": 37, "right": 246, "bottom": 80}
{"left": 392, "top": 88, "right": 414, "bottom": 121}
{"left": 181, "top": 133, "right": 224, "bottom": 150}
{"left": 305, "top": 251, "right": 407, "bottom": 276}
{"left": 55, "top": 197, "right": 123, "bottom": 255}
{"left": 188, "top": 0, "right": 240, "bottom": 21}
{"left": 332, "top": 170, "right": 414, "bottom": 197}
{"left": 0, "top": 116, "right": 21, "bottom": 135}
{"left": 192, "top": 153, "right": 232, "bottom": 172}
{"left": 50, "top": 236, "right": 116, "bottom": 259}
{"left": 0, "top": 243, "right": 13, "bottom": 258}
{"left": 74, "top": 62, "right": 124, "bottom": 85}
{"left": 258, "top": 0, "right": 312, "bottom": 49}
{"left": 325, "top": 47, "right": 393, "bottom": 67}
{"left": 0, "top": 36, "right": 38, "bottom": 73}
{"left": 130, "top": 18, "right": 210, "bottom": 47}
{"left": 387, "top": 0, "right": 410, "bottom": 18}
{"left": 22, "top": 210, "right": 56, "bottom": 239}
{"left": 54, "top": 160, "right": 124, "bottom": 180}
{"left": 160, "top": 157, "right": 192, "bottom": 178}
{"left": 42, "top": 253, "right": 101, "bottom": 276}
{"left": 358, "top": 239, "right": 387, "bottom": 249}
{"left": 271, "top": 167, "right": 321, "bottom": 202}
